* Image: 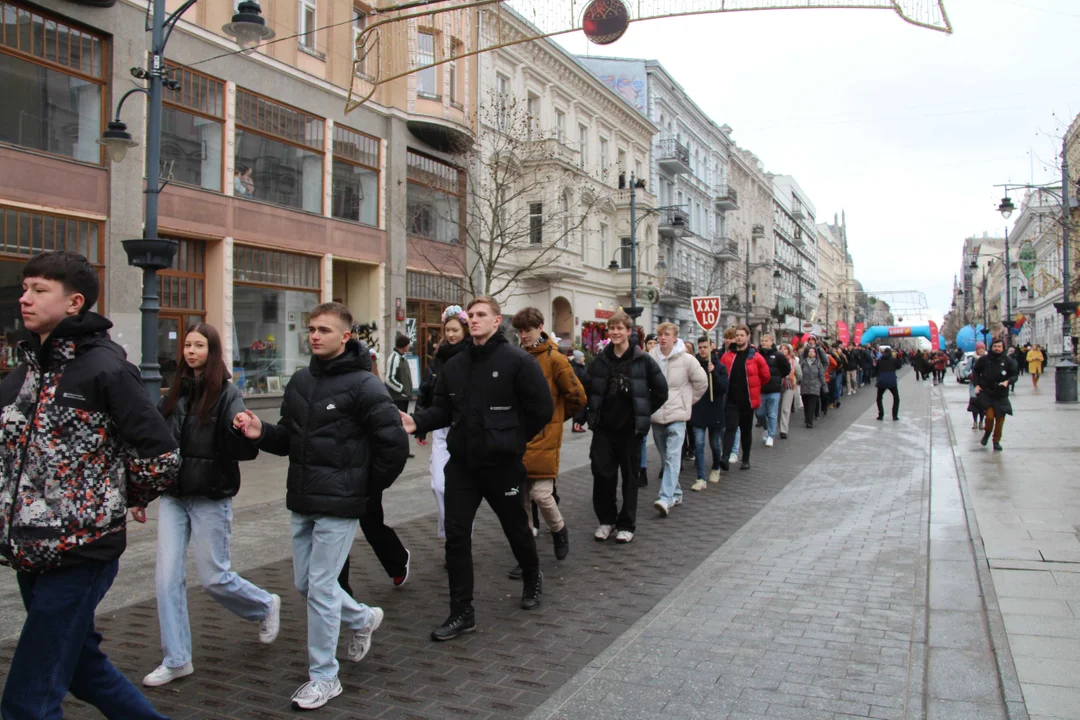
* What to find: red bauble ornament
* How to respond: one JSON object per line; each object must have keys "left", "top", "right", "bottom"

{"left": 582, "top": 0, "right": 629, "bottom": 46}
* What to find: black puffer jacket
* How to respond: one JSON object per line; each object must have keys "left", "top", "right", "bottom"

{"left": 160, "top": 379, "right": 258, "bottom": 499}
{"left": 972, "top": 350, "right": 1018, "bottom": 417}
{"left": 412, "top": 331, "right": 553, "bottom": 470}
{"left": 759, "top": 346, "right": 792, "bottom": 395}
{"left": 587, "top": 343, "right": 668, "bottom": 436}
{"left": 259, "top": 340, "right": 409, "bottom": 518}
{"left": 416, "top": 337, "right": 471, "bottom": 411}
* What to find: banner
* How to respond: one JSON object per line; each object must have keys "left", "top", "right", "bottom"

{"left": 887, "top": 326, "right": 913, "bottom": 338}
{"left": 854, "top": 322, "right": 865, "bottom": 345}
{"left": 928, "top": 320, "right": 939, "bottom": 350}
{"left": 691, "top": 296, "right": 722, "bottom": 332}
{"left": 837, "top": 321, "right": 849, "bottom": 345}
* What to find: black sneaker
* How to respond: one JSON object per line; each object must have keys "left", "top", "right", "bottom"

{"left": 779, "top": 432, "right": 787, "bottom": 439}
{"left": 552, "top": 526, "right": 569, "bottom": 561}
{"left": 740, "top": 461, "right": 750, "bottom": 470}
{"left": 893, "top": 416, "right": 899, "bottom": 422}
{"left": 993, "top": 442, "right": 1003, "bottom": 452}
{"left": 981, "top": 430, "right": 992, "bottom": 447}
{"left": 521, "top": 571, "right": 543, "bottom": 610}
{"left": 719, "top": 458, "right": 730, "bottom": 472}
{"left": 876, "top": 415, "right": 883, "bottom": 421}
{"left": 431, "top": 609, "right": 476, "bottom": 641}
{"left": 507, "top": 564, "right": 522, "bottom": 580}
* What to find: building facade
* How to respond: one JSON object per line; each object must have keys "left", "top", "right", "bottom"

{"left": 1009, "top": 189, "right": 1064, "bottom": 351}
{"left": 770, "top": 175, "right": 818, "bottom": 339}
{"left": 725, "top": 146, "right": 776, "bottom": 337}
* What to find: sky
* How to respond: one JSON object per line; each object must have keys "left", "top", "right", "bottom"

{"left": 554, "top": 0, "right": 1080, "bottom": 327}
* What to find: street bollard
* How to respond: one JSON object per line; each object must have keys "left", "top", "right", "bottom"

{"left": 1055, "top": 359, "right": 1078, "bottom": 403}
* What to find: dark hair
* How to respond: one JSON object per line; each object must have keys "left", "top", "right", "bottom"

{"left": 395, "top": 334, "right": 411, "bottom": 349}
{"left": 309, "top": 302, "right": 352, "bottom": 329}
{"left": 22, "top": 251, "right": 99, "bottom": 312}
{"left": 697, "top": 336, "right": 710, "bottom": 345}
{"left": 236, "top": 165, "right": 251, "bottom": 175}
{"left": 161, "top": 323, "right": 230, "bottom": 426}
{"left": 512, "top": 307, "right": 545, "bottom": 330}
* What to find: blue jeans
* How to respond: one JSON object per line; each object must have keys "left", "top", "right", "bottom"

{"left": 692, "top": 425, "right": 723, "bottom": 478}
{"left": 156, "top": 495, "right": 274, "bottom": 667}
{"left": 755, "top": 392, "right": 781, "bottom": 439}
{"left": 832, "top": 374, "right": 844, "bottom": 402}
{"left": 1, "top": 559, "right": 168, "bottom": 720}
{"left": 290, "top": 513, "right": 374, "bottom": 681}
{"left": 651, "top": 421, "right": 686, "bottom": 506}
{"left": 640, "top": 434, "right": 647, "bottom": 469}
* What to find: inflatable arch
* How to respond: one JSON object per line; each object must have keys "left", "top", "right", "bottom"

{"left": 860, "top": 325, "right": 932, "bottom": 345}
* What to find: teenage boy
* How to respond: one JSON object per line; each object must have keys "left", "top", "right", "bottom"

{"left": 755, "top": 335, "right": 790, "bottom": 448}
{"left": 235, "top": 302, "right": 409, "bottom": 710}
{"left": 649, "top": 323, "right": 707, "bottom": 516}
{"left": 587, "top": 312, "right": 668, "bottom": 543}
{"left": 719, "top": 325, "right": 772, "bottom": 470}
{"left": 0, "top": 251, "right": 181, "bottom": 719}
{"left": 690, "top": 336, "right": 729, "bottom": 489}
{"left": 401, "top": 297, "right": 553, "bottom": 640}
{"left": 385, "top": 334, "right": 415, "bottom": 458}
{"left": 511, "top": 307, "right": 586, "bottom": 569}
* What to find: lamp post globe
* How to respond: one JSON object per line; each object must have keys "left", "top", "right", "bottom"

{"left": 998, "top": 196, "right": 1016, "bottom": 220}
{"left": 97, "top": 120, "right": 138, "bottom": 163}
{"left": 223, "top": 1, "right": 275, "bottom": 54}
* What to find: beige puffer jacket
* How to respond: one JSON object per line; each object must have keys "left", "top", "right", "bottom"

{"left": 648, "top": 342, "right": 708, "bottom": 424}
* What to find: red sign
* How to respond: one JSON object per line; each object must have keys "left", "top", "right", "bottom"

{"left": 887, "top": 326, "right": 912, "bottom": 337}
{"left": 595, "top": 309, "right": 614, "bottom": 319}
{"left": 854, "top": 322, "right": 865, "bottom": 345}
{"left": 691, "top": 296, "right": 722, "bottom": 332}
{"left": 837, "top": 321, "right": 850, "bottom": 344}
{"left": 929, "top": 320, "right": 940, "bottom": 351}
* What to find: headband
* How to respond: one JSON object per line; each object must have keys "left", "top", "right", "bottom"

{"left": 442, "top": 305, "right": 469, "bottom": 326}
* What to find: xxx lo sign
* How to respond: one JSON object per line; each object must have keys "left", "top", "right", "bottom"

{"left": 692, "top": 296, "right": 723, "bottom": 333}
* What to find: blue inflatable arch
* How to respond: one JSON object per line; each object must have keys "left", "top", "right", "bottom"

{"left": 859, "top": 325, "right": 932, "bottom": 345}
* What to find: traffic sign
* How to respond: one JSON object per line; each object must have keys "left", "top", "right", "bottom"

{"left": 691, "top": 296, "right": 722, "bottom": 332}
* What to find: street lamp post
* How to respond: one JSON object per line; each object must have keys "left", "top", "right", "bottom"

{"left": 742, "top": 248, "right": 780, "bottom": 328}
{"left": 998, "top": 196, "right": 1016, "bottom": 346}
{"left": 98, "top": 1, "right": 272, "bottom": 400}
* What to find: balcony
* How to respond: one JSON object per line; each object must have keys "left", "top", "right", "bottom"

{"left": 792, "top": 203, "right": 807, "bottom": 221}
{"left": 658, "top": 208, "right": 690, "bottom": 238}
{"left": 614, "top": 186, "right": 657, "bottom": 211}
{"left": 517, "top": 241, "right": 589, "bottom": 282}
{"left": 712, "top": 237, "right": 739, "bottom": 262}
{"left": 657, "top": 137, "right": 691, "bottom": 175}
{"left": 752, "top": 224, "right": 766, "bottom": 240}
{"left": 714, "top": 185, "right": 739, "bottom": 212}
{"left": 522, "top": 135, "right": 579, "bottom": 170}
{"left": 660, "top": 277, "right": 693, "bottom": 303}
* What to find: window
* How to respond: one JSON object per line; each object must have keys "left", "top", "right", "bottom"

{"left": 561, "top": 190, "right": 571, "bottom": 248}
{"left": 619, "top": 236, "right": 631, "bottom": 269}
{"left": 407, "top": 149, "right": 461, "bottom": 244}
{"left": 578, "top": 125, "right": 588, "bottom": 170}
{"left": 555, "top": 109, "right": 565, "bottom": 142}
{"left": 299, "top": 0, "right": 316, "bottom": 50}
{"left": 448, "top": 39, "right": 463, "bottom": 106}
{"left": 599, "top": 137, "right": 609, "bottom": 178}
{"left": 526, "top": 94, "right": 539, "bottom": 139}
{"left": 599, "top": 223, "right": 609, "bottom": 268}
{"left": 0, "top": 2, "right": 105, "bottom": 163}
{"left": 416, "top": 30, "right": 437, "bottom": 99}
{"left": 332, "top": 124, "right": 379, "bottom": 226}
{"left": 529, "top": 202, "right": 542, "bottom": 244}
{"left": 158, "top": 236, "right": 206, "bottom": 389}
{"left": 160, "top": 63, "right": 224, "bottom": 192}
{"left": 352, "top": 10, "right": 368, "bottom": 77}
{"left": 234, "top": 89, "right": 324, "bottom": 213}
{"left": 617, "top": 148, "right": 626, "bottom": 172}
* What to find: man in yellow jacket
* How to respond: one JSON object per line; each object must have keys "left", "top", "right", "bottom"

{"left": 1026, "top": 344, "right": 1045, "bottom": 388}
{"left": 510, "top": 308, "right": 586, "bottom": 571}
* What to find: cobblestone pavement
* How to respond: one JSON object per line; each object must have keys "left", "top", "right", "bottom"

{"left": 0, "top": 380, "right": 885, "bottom": 719}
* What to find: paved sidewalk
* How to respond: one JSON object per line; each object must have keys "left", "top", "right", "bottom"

{"left": 942, "top": 375, "right": 1080, "bottom": 720}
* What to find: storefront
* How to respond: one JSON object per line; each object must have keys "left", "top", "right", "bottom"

{"left": 0, "top": 204, "right": 104, "bottom": 376}
{"left": 406, "top": 270, "right": 463, "bottom": 377}
{"left": 157, "top": 236, "right": 206, "bottom": 389}
{"left": 232, "top": 244, "right": 321, "bottom": 396}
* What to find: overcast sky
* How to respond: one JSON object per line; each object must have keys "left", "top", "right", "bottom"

{"left": 556, "top": 0, "right": 1080, "bottom": 326}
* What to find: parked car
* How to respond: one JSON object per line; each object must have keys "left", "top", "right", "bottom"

{"left": 954, "top": 352, "right": 976, "bottom": 383}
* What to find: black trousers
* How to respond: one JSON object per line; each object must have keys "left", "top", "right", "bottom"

{"left": 801, "top": 394, "right": 819, "bottom": 426}
{"left": 876, "top": 387, "right": 899, "bottom": 419}
{"left": 338, "top": 489, "right": 409, "bottom": 596}
{"left": 722, "top": 399, "right": 754, "bottom": 462}
{"left": 444, "top": 459, "right": 538, "bottom": 614}
{"left": 591, "top": 428, "right": 642, "bottom": 532}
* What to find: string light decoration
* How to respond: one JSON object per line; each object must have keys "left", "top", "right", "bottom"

{"left": 346, "top": 0, "right": 952, "bottom": 112}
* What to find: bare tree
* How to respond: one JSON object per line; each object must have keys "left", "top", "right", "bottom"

{"left": 409, "top": 93, "right": 610, "bottom": 302}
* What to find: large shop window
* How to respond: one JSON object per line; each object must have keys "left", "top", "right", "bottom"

{"left": 406, "top": 270, "right": 463, "bottom": 377}
{"left": 0, "top": 2, "right": 105, "bottom": 164}
{"left": 0, "top": 204, "right": 103, "bottom": 375}
{"left": 234, "top": 89, "right": 324, "bottom": 214}
{"left": 161, "top": 64, "right": 224, "bottom": 192}
{"left": 331, "top": 124, "right": 378, "bottom": 226}
{"left": 158, "top": 237, "right": 206, "bottom": 390}
{"left": 232, "top": 245, "right": 321, "bottom": 396}
{"left": 406, "top": 149, "right": 461, "bottom": 244}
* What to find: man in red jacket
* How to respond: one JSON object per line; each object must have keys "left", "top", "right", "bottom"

{"left": 719, "top": 325, "right": 771, "bottom": 470}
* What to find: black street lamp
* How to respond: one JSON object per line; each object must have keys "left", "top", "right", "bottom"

{"left": 998, "top": 196, "right": 1016, "bottom": 346}
{"left": 100, "top": 0, "right": 272, "bottom": 400}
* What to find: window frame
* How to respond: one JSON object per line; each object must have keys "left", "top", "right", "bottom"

{"left": 331, "top": 123, "right": 381, "bottom": 227}
{"left": 406, "top": 148, "right": 463, "bottom": 244}
{"left": 160, "top": 61, "right": 226, "bottom": 192}
{"left": 299, "top": 0, "right": 317, "bottom": 51}
{"left": 529, "top": 202, "right": 542, "bottom": 245}
{"left": 416, "top": 29, "right": 439, "bottom": 100}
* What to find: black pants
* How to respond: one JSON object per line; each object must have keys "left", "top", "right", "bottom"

{"left": 801, "top": 394, "right": 819, "bottom": 426}
{"left": 722, "top": 399, "right": 754, "bottom": 463}
{"left": 591, "top": 429, "right": 642, "bottom": 532}
{"left": 876, "top": 386, "right": 899, "bottom": 419}
{"left": 338, "top": 489, "right": 409, "bottom": 596}
{"left": 444, "top": 459, "right": 538, "bottom": 614}
{"left": 393, "top": 399, "right": 410, "bottom": 414}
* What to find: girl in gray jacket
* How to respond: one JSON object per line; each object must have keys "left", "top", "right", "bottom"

{"left": 800, "top": 347, "right": 827, "bottom": 428}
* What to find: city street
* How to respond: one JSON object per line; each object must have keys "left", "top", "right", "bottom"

{"left": 1, "top": 369, "right": 1075, "bottom": 719}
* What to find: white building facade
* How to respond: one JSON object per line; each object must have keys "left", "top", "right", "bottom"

{"left": 1011, "top": 189, "right": 1065, "bottom": 353}
{"left": 771, "top": 175, "right": 819, "bottom": 338}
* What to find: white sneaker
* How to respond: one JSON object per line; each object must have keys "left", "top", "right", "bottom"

{"left": 532, "top": 527, "right": 538, "bottom": 537}
{"left": 594, "top": 524, "right": 614, "bottom": 541}
{"left": 291, "top": 678, "right": 343, "bottom": 710}
{"left": 143, "top": 662, "right": 193, "bottom": 687}
{"left": 708, "top": 469, "right": 721, "bottom": 484}
{"left": 347, "top": 607, "right": 383, "bottom": 662}
{"left": 691, "top": 479, "right": 707, "bottom": 491}
{"left": 765, "top": 437, "right": 774, "bottom": 448}
{"left": 729, "top": 452, "right": 738, "bottom": 464}
{"left": 259, "top": 594, "right": 281, "bottom": 644}
{"left": 654, "top": 499, "right": 670, "bottom": 517}
{"left": 672, "top": 495, "right": 683, "bottom": 506}
{"left": 762, "top": 431, "right": 769, "bottom": 442}
{"left": 615, "top": 530, "right": 634, "bottom": 544}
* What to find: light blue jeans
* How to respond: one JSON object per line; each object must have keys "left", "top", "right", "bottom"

{"left": 652, "top": 421, "right": 687, "bottom": 506}
{"left": 290, "top": 513, "right": 374, "bottom": 681}
{"left": 155, "top": 495, "right": 274, "bottom": 668}
{"left": 755, "top": 392, "right": 781, "bottom": 439}
{"left": 692, "top": 425, "right": 723, "bottom": 479}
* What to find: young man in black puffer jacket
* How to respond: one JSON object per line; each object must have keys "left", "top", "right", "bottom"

{"left": 235, "top": 302, "right": 409, "bottom": 711}
{"left": 402, "top": 297, "right": 554, "bottom": 642}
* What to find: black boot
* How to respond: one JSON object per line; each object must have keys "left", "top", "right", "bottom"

{"left": 508, "top": 564, "right": 523, "bottom": 580}
{"left": 552, "top": 526, "right": 570, "bottom": 561}
{"left": 981, "top": 428, "right": 992, "bottom": 446}
{"left": 636, "top": 465, "right": 648, "bottom": 488}
{"left": 521, "top": 571, "right": 543, "bottom": 610}
{"left": 531, "top": 501, "right": 540, "bottom": 534}
{"left": 431, "top": 608, "right": 476, "bottom": 641}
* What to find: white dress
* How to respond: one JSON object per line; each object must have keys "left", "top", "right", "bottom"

{"left": 429, "top": 427, "right": 450, "bottom": 539}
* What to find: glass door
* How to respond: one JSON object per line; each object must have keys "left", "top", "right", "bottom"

{"left": 158, "top": 316, "right": 181, "bottom": 391}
